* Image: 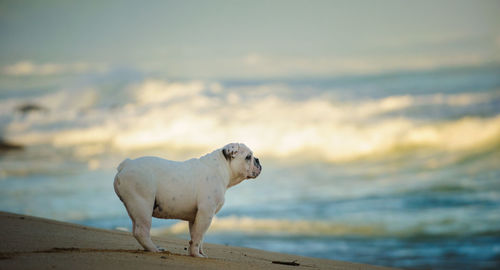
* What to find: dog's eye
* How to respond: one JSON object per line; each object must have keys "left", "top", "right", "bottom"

{"left": 245, "top": 155, "right": 252, "bottom": 161}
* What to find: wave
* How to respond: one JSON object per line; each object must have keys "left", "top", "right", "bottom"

{"left": 151, "top": 216, "right": 383, "bottom": 237}
{"left": 2, "top": 79, "right": 500, "bottom": 162}
{"left": 150, "top": 215, "right": 500, "bottom": 238}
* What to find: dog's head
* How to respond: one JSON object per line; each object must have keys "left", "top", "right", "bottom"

{"left": 222, "top": 143, "right": 262, "bottom": 180}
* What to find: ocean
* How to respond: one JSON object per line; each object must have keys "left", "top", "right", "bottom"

{"left": 1, "top": 65, "right": 499, "bottom": 269}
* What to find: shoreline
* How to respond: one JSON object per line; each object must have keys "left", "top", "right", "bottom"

{"left": 0, "top": 211, "right": 396, "bottom": 269}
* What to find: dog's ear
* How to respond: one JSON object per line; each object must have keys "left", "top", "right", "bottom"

{"left": 222, "top": 143, "right": 239, "bottom": 160}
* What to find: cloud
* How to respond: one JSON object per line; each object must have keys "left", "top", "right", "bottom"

{"left": 132, "top": 79, "right": 205, "bottom": 105}
{"left": 235, "top": 51, "right": 499, "bottom": 78}
{"left": 243, "top": 53, "right": 264, "bottom": 66}
{"left": 2, "top": 61, "right": 108, "bottom": 76}
{"left": 234, "top": 33, "right": 500, "bottom": 78}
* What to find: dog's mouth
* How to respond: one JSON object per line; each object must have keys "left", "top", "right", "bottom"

{"left": 250, "top": 167, "right": 262, "bottom": 179}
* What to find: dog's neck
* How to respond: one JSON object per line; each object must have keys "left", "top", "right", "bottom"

{"left": 199, "top": 149, "right": 244, "bottom": 189}
{"left": 227, "top": 173, "right": 246, "bottom": 188}
{"left": 217, "top": 149, "right": 247, "bottom": 188}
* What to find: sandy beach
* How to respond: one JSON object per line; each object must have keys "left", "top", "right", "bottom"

{"left": 0, "top": 211, "right": 396, "bottom": 269}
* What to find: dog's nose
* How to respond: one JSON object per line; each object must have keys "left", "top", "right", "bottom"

{"left": 254, "top": 158, "right": 261, "bottom": 169}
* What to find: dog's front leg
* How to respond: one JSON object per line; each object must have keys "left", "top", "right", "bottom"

{"left": 189, "top": 206, "right": 214, "bottom": 258}
{"left": 188, "top": 221, "right": 206, "bottom": 256}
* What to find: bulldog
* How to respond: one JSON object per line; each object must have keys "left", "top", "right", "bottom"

{"left": 113, "top": 143, "right": 262, "bottom": 257}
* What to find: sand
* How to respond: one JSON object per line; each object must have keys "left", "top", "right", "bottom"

{"left": 0, "top": 211, "right": 396, "bottom": 269}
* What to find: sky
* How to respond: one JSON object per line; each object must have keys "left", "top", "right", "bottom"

{"left": 1, "top": 0, "right": 499, "bottom": 79}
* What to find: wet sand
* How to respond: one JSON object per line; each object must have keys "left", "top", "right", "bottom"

{"left": 0, "top": 211, "right": 396, "bottom": 269}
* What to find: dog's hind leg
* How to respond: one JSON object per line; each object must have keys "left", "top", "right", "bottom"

{"left": 126, "top": 196, "right": 159, "bottom": 252}
{"left": 114, "top": 171, "right": 159, "bottom": 252}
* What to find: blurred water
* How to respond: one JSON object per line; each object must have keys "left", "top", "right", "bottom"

{"left": 1, "top": 65, "right": 500, "bottom": 269}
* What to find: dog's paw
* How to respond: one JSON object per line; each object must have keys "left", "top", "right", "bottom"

{"left": 157, "top": 246, "right": 166, "bottom": 252}
{"left": 199, "top": 249, "right": 207, "bottom": 258}
{"left": 189, "top": 247, "right": 207, "bottom": 258}
{"left": 190, "top": 252, "right": 207, "bottom": 258}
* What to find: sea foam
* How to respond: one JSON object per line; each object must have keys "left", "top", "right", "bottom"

{"left": 2, "top": 79, "right": 499, "bottom": 162}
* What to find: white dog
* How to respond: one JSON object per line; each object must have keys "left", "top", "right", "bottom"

{"left": 113, "top": 143, "right": 262, "bottom": 257}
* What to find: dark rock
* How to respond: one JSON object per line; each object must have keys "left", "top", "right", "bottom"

{"left": 16, "top": 103, "right": 47, "bottom": 114}
{"left": 0, "top": 139, "right": 24, "bottom": 152}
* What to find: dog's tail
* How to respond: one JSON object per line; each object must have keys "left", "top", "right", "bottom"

{"left": 117, "top": 158, "right": 132, "bottom": 172}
